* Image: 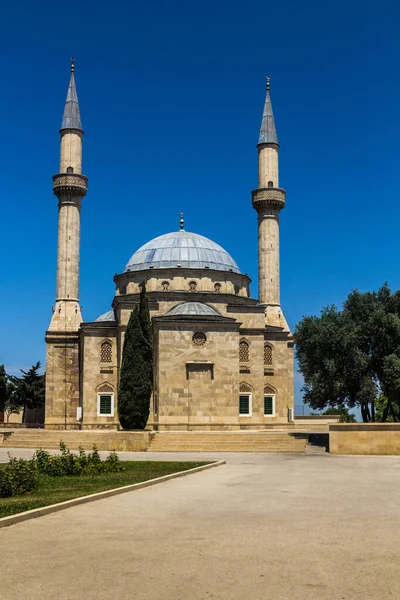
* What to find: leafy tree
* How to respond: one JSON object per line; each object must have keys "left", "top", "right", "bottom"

{"left": 0, "top": 365, "right": 7, "bottom": 413}
{"left": 295, "top": 284, "right": 400, "bottom": 422}
{"left": 9, "top": 362, "right": 45, "bottom": 422}
{"left": 315, "top": 407, "right": 357, "bottom": 423}
{"left": 4, "top": 376, "right": 23, "bottom": 423}
{"left": 118, "top": 283, "right": 153, "bottom": 429}
{"left": 374, "top": 395, "right": 396, "bottom": 422}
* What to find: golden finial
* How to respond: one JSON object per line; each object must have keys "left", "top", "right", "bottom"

{"left": 71, "top": 57, "right": 75, "bottom": 74}
{"left": 180, "top": 211, "right": 184, "bottom": 230}
{"left": 266, "top": 76, "right": 270, "bottom": 91}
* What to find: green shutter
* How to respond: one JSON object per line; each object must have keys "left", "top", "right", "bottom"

{"left": 99, "top": 395, "right": 112, "bottom": 415}
{"left": 239, "top": 395, "right": 250, "bottom": 415}
{"left": 264, "top": 395, "right": 274, "bottom": 415}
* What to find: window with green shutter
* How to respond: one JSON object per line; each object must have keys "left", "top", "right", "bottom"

{"left": 99, "top": 395, "right": 112, "bottom": 416}
{"left": 264, "top": 395, "right": 275, "bottom": 416}
{"left": 239, "top": 394, "right": 250, "bottom": 415}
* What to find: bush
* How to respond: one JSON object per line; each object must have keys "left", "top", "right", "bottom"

{"left": 0, "top": 457, "right": 37, "bottom": 498}
{"left": 34, "top": 442, "right": 124, "bottom": 477}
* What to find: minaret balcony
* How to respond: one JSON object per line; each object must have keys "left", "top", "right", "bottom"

{"left": 252, "top": 187, "right": 286, "bottom": 212}
{"left": 53, "top": 173, "right": 88, "bottom": 199}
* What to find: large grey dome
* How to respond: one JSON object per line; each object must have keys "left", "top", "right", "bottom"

{"left": 124, "top": 230, "right": 240, "bottom": 274}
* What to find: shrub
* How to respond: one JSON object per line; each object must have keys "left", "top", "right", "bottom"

{"left": 0, "top": 456, "right": 37, "bottom": 498}
{"left": 34, "top": 442, "right": 124, "bottom": 477}
{"left": 103, "top": 451, "right": 124, "bottom": 473}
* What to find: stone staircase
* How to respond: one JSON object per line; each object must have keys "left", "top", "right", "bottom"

{"left": 148, "top": 431, "right": 308, "bottom": 452}
{"left": 0, "top": 429, "right": 309, "bottom": 453}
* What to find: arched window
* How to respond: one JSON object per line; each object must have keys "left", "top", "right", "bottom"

{"left": 67, "top": 166, "right": 74, "bottom": 174}
{"left": 162, "top": 281, "right": 170, "bottom": 291}
{"left": 239, "top": 382, "right": 252, "bottom": 416}
{"left": 239, "top": 340, "right": 249, "bottom": 363}
{"left": 100, "top": 342, "right": 112, "bottom": 363}
{"left": 267, "top": 180, "right": 273, "bottom": 188}
{"left": 264, "top": 344, "right": 273, "bottom": 366}
{"left": 189, "top": 281, "right": 197, "bottom": 292}
{"left": 214, "top": 282, "right": 221, "bottom": 293}
{"left": 264, "top": 385, "right": 276, "bottom": 417}
{"left": 97, "top": 384, "right": 114, "bottom": 417}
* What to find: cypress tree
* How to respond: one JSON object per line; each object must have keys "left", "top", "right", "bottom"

{"left": 139, "top": 281, "right": 153, "bottom": 351}
{"left": 138, "top": 281, "right": 153, "bottom": 391}
{"left": 0, "top": 365, "right": 7, "bottom": 413}
{"left": 118, "top": 285, "right": 153, "bottom": 429}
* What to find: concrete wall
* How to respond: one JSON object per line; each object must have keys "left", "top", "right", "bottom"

{"left": 330, "top": 424, "right": 400, "bottom": 455}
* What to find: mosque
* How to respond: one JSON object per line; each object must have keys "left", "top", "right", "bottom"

{"left": 45, "top": 62, "right": 294, "bottom": 430}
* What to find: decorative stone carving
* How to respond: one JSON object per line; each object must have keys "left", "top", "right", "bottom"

{"left": 264, "top": 344, "right": 273, "bottom": 366}
{"left": 98, "top": 384, "right": 113, "bottom": 393}
{"left": 53, "top": 173, "right": 88, "bottom": 199}
{"left": 192, "top": 331, "right": 207, "bottom": 347}
{"left": 252, "top": 187, "right": 285, "bottom": 212}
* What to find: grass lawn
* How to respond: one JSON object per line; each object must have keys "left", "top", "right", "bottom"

{"left": 0, "top": 461, "right": 210, "bottom": 519}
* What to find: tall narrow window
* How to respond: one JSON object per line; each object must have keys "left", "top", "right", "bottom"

{"left": 239, "top": 340, "right": 249, "bottom": 363}
{"left": 239, "top": 383, "right": 252, "bottom": 416}
{"left": 101, "top": 342, "right": 112, "bottom": 363}
{"left": 264, "top": 386, "right": 276, "bottom": 417}
{"left": 264, "top": 344, "right": 273, "bottom": 366}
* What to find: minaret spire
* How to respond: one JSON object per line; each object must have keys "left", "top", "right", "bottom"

{"left": 61, "top": 57, "right": 83, "bottom": 131}
{"left": 258, "top": 77, "right": 278, "bottom": 146}
{"left": 45, "top": 60, "right": 88, "bottom": 429}
{"left": 252, "top": 78, "right": 288, "bottom": 329}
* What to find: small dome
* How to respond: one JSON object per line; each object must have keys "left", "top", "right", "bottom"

{"left": 125, "top": 230, "right": 240, "bottom": 274}
{"left": 167, "top": 302, "right": 222, "bottom": 317}
{"left": 96, "top": 310, "right": 116, "bottom": 322}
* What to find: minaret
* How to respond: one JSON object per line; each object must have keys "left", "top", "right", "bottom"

{"left": 49, "top": 58, "right": 88, "bottom": 330}
{"left": 45, "top": 59, "right": 88, "bottom": 429}
{"left": 252, "top": 78, "right": 288, "bottom": 328}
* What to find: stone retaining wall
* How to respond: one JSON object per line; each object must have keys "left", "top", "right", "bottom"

{"left": 330, "top": 423, "right": 400, "bottom": 455}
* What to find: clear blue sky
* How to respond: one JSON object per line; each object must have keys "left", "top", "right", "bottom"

{"left": 1, "top": 0, "right": 400, "bottom": 412}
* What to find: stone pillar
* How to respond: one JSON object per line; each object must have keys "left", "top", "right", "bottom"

{"left": 252, "top": 187, "right": 285, "bottom": 309}
{"left": 45, "top": 173, "right": 87, "bottom": 429}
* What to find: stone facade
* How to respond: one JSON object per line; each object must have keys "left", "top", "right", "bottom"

{"left": 45, "top": 69, "right": 294, "bottom": 431}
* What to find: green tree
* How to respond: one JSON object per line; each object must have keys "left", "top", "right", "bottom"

{"left": 138, "top": 281, "right": 153, "bottom": 351}
{"left": 0, "top": 365, "right": 7, "bottom": 413}
{"left": 4, "top": 375, "right": 23, "bottom": 423}
{"left": 295, "top": 284, "right": 400, "bottom": 422}
{"left": 374, "top": 395, "right": 396, "bottom": 422}
{"left": 318, "top": 407, "right": 357, "bottom": 423}
{"left": 9, "top": 363, "right": 45, "bottom": 422}
{"left": 118, "top": 283, "right": 153, "bottom": 430}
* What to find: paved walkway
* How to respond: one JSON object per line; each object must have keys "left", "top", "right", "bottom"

{"left": 1, "top": 451, "right": 400, "bottom": 599}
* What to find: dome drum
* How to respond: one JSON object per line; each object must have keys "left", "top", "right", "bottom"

{"left": 114, "top": 268, "right": 251, "bottom": 298}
